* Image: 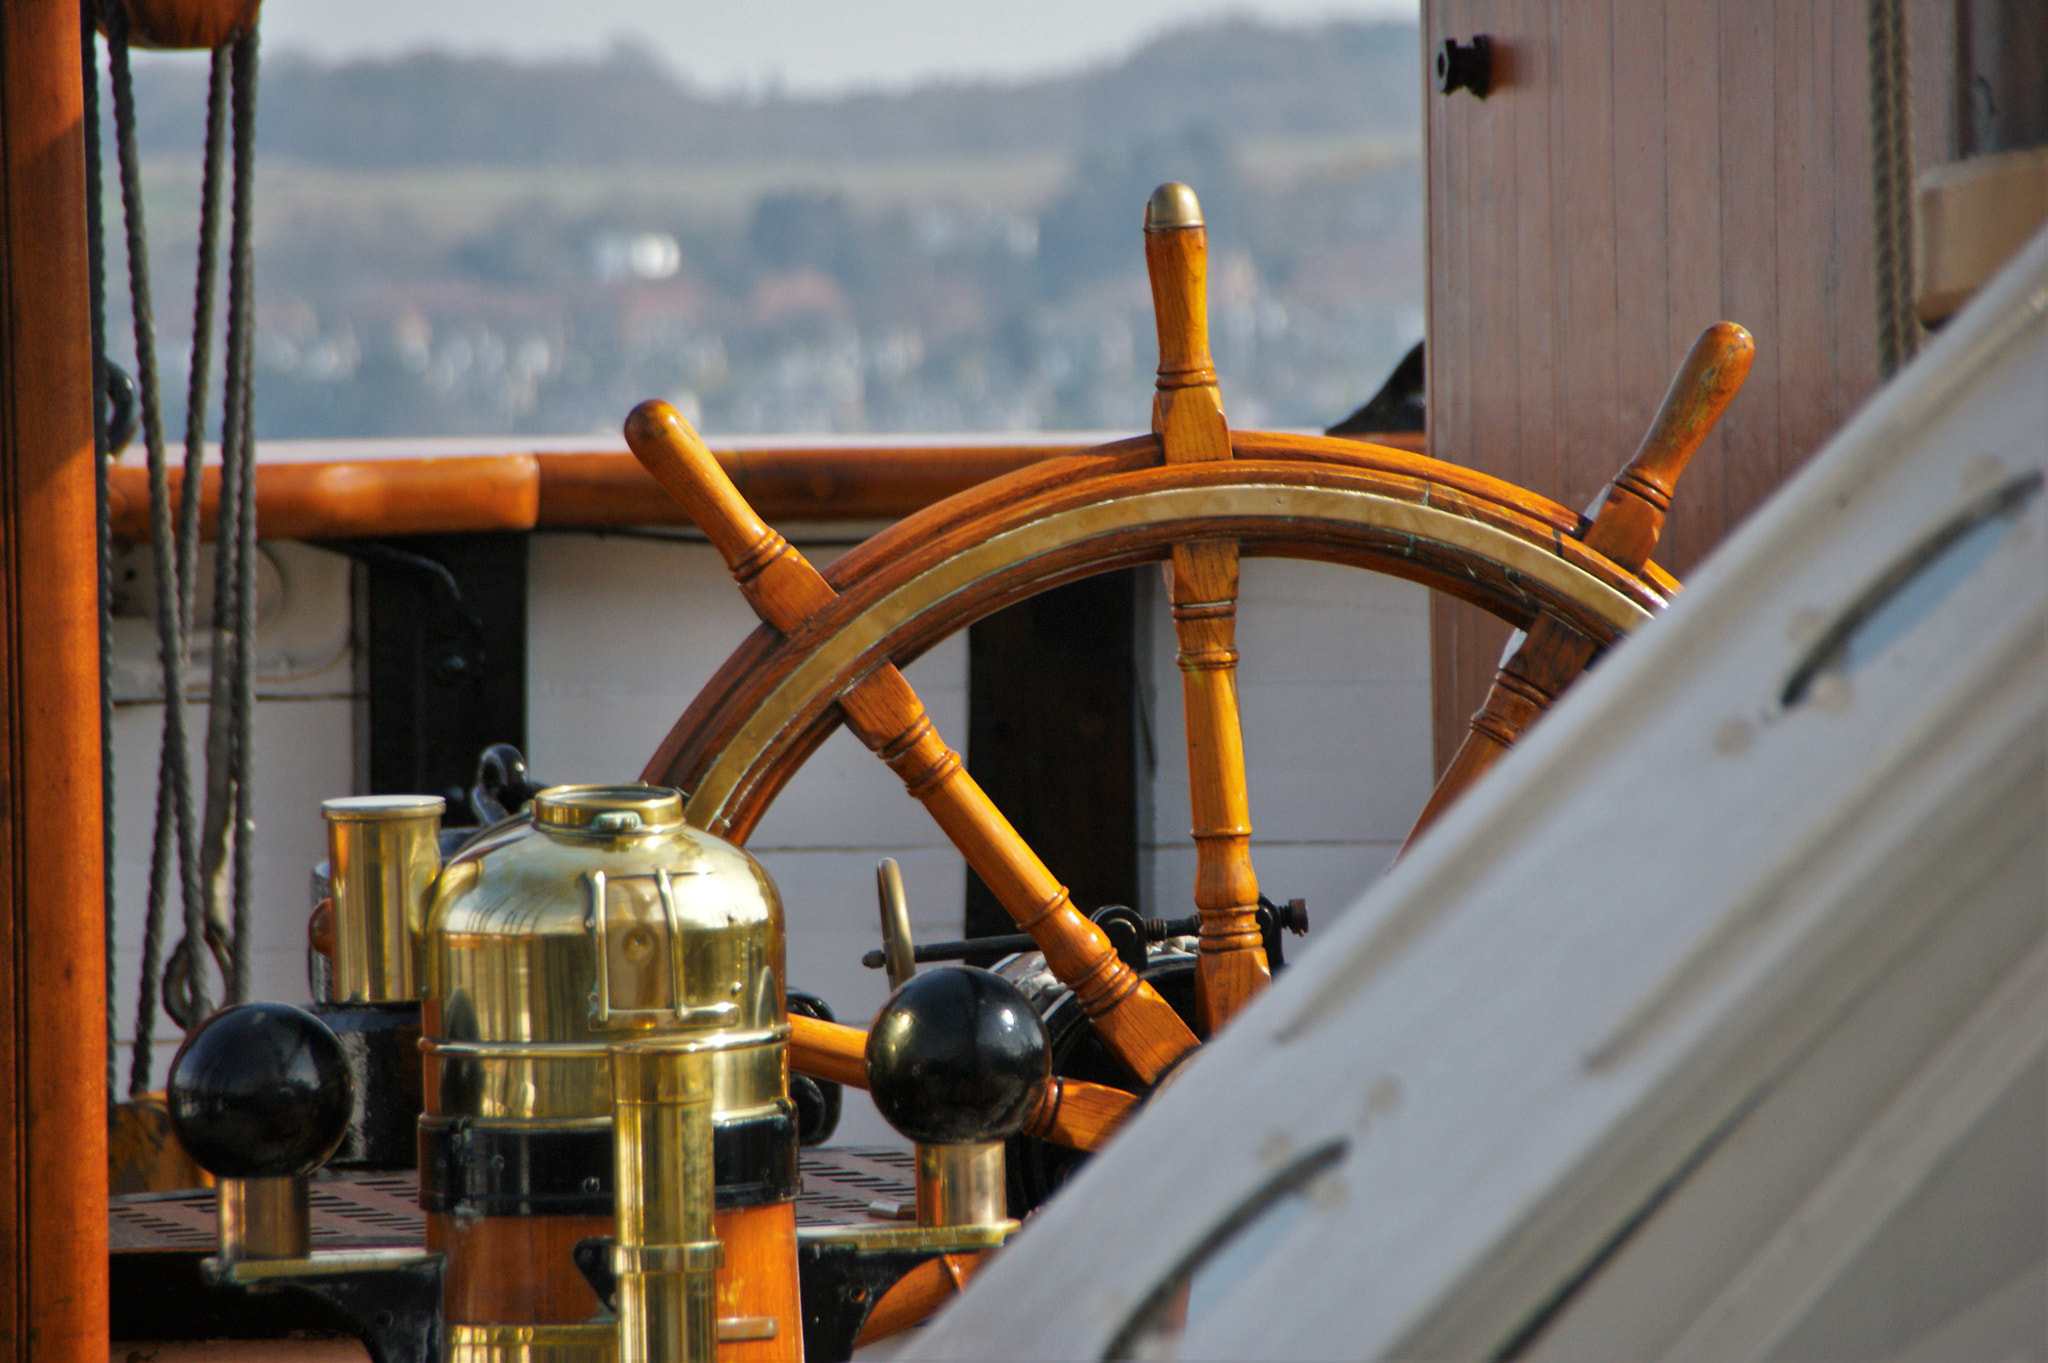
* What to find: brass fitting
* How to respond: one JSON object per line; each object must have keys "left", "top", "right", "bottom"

{"left": 323, "top": 794, "right": 444, "bottom": 1002}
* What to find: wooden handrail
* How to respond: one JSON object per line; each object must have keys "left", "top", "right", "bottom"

{"left": 107, "top": 439, "right": 1105, "bottom": 542}
{"left": 108, "top": 455, "right": 542, "bottom": 542}
{"left": 106, "top": 432, "right": 1423, "bottom": 543}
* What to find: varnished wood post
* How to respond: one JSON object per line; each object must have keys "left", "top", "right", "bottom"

{"left": 627, "top": 402, "right": 1198, "bottom": 1085}
{"left": 0, "top": 0, "right": 111, "bottom": 1352}
{"left": 1145, "top": 183, "right": 1270, "bottom": 1035}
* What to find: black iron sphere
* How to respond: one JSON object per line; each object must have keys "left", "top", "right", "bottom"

{"left": 166, "top": 1001, "right": 354, "bottom": 1179}
{"left": 865, "top": 967, "right": 1051, "bottom": 1145}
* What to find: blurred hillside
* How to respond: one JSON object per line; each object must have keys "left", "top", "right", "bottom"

{"left": 111, "top": 17, "right": 1425, "bottom": 439}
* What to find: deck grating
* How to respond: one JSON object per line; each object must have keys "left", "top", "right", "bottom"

{"left": 111, "top": 1147, "right": 918, "bottom": 1253}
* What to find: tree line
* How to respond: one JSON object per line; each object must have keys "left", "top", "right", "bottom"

{"left": 129, "top": 17, "right": 1421, "bottom": 168}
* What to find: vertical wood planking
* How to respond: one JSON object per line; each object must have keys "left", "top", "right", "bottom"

{"left": 1426, "top": 0, "right": 1468, "bottom": 770}
{"left": 1662, "top": 0, "right": 1726, "bottom": 574}
{"left": 1828, "top": 0, "right": 1880, "bottom": 436}
{"left": 1553, "top": 0, "right": 1621, "bottom": 515}
{"left": 1512, "top": 0, "right": 1558, "bottom": 513}
{"left": 1609, "top": 0, "right": 1671, "bottom": 483}
{"left": 1428, "top": 0, "right": 1470, "bottom": 480}
{"left": 1716, "top": 0, "right": 1782, "bottom": 534}
{"left": 1469, "top": 0, "right": 1519, "bottom": 505}
{"left": 1526, "top": 0, "right": 1571, "bottom": 508}
{"left": 963, "top": 574, "right": 1138, "bottom": 939}
{"left": 1775, "top": 0, "right": 1835, "bottom": 489}
{"left": 1438, "top": 0, "right": 1526, "bottom": 771}
{"left": 1425, "top": 0, "right": 1887, "bottom": 770}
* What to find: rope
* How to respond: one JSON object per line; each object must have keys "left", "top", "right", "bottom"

{"left": 1867, "top": 0, "right": 1918, "bottom": 377}
{"left": 82, "top": 0, "right": 116, "bottom": 1105}
{"left": 183, "top": 27, "right": 262, "bottom": 1006}
{"left": 107, "top": 0, "right": 211, "bottom": 1090}
{"left": 227, "top": 31, "right": 260, "bottom": 1002}
{"left": 179, "top": 49, "right": 231, "bottom": 623}
{"left": 189, "top": 46, "right": 238, "bottom": 994}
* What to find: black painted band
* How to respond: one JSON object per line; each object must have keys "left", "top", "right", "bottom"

{"left": 419, "top": 1103, "right": 799, "bottom": 1217}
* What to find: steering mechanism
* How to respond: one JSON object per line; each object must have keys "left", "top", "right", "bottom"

{"left": 132, "top": 180, "right": 1751, "bottom": 1361}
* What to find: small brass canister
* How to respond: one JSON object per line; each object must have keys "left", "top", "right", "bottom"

{"left": 323, "top": 794, "right": 444, "bottom": 1003}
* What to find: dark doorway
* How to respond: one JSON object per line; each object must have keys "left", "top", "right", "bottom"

{"left": 963, "top": 570, "right": 1139, "bottom": 938}
{"left": 342, "top": 533, "right": 527, "bottom": 808}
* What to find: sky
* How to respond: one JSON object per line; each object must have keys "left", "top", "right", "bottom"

{"left": 256, "top": 0, "right": 1420, "bottom": 94}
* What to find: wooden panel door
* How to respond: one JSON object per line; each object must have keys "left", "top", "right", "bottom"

{"left": 1424, "top": 0, "right": 1884, "bottom": 769}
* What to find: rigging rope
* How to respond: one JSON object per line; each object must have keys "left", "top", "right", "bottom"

{"left": 191, "top": 44, "right": 239, "bottom": 996}
{"left": 197, "top": 30, "right": 262, "bottom": 1004}
{"left": 82, "top": 0, "right": 116, "bottom": 1105}
{"left": 99, "top": 1, "right": 264, "bottom": 1083}
{"left": 228, "top": 30, "right": 261, "bottom": 1004}
{"left": 180, "top": 50, "right": 231, "bottom": 620}
{"left": 106, "top": 0, "right": 210, "bottom": 1090}
{"left": 1867, "top": 0, "right": 1919, "bottom": 378}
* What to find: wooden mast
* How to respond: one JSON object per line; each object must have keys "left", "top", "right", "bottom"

{"left": 0, "top": 0, "right": 111, "bottom": 1353}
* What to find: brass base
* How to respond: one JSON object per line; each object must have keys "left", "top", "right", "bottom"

{"left": 916, "top": 1142, "right": 1006, "bottom": 1227}
{"left": 447, "top": 1322, "right": 616, "bottom": 1363}
{"left": 217, "top": 1175, "right": 309, "bottom": 1261}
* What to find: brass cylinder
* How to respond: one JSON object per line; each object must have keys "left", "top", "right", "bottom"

{"left": 611, "top": 1037, "right": 721, "bottom": 1363}
{"left": 217, "top": 1174, "right": 310, "bottom": 1261}
{"left": 324, "top": 794, "right": 444, "bottom": 1002}
{"left": 916, "top": 1142, "right": 1007, "bottom": 1227}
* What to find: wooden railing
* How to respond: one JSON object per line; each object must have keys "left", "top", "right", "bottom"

{"left": 105, "top": 431, "right": 1425, "bottom": 541}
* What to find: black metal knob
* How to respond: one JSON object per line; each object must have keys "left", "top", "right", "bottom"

{"left": 166, "top": 1001, "right": 355, "bottom": 1179}
{"left": 1436, "top": 35, "right": 1494, "bottom": 98}
{"left": 865, "top": 967, "right": 1050, "bottom": 1146}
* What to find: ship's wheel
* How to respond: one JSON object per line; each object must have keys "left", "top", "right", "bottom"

{"left": 627, "top": 184, "right": 1750, "bottom": 1155}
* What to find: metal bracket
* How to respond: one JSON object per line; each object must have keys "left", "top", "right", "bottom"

{"left": 206, "top": 1249, "right": 445, "bottom": 1363}
{"left": 794, "top": 1223, "right": 1015, "bottom": 1362}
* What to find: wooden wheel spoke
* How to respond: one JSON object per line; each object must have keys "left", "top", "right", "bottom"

{"left": 1403, "top": 322, "right": 1755, "bottom": 848}
{"left": 1146, "top": 183, "right": 1271, "bottom": 1033}
{"left": 1170, "top": 538, "right": 1270, "bottom": 1034}
{"left": 625, "top": 400, "right": 1197, "bottom": 1086}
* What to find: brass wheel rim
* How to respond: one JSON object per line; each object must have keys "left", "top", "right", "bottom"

{"left": 656, "top": 453, "right": 1661, "bottom": 839}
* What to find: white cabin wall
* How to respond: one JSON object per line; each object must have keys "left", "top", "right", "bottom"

{"left": 109, "top": 541, "right": 359, "bottom": 1092}
{"left": 1138, "top": 559, "right": 1433, "bottom": 955}
{"left": 525, "top": 529, "right": 968, "bottom": 1148}
{"left": 527, "top": 535, "right": 1436, "bottom": 1141}
{"left": 103, "top": 531, "right": 1440, "bottom": 1115}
